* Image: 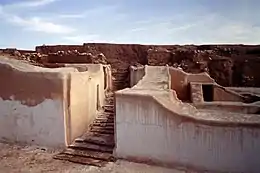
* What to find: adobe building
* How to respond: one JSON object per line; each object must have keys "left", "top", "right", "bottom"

{"left": 1, "top": 47, "right": 260, "bottom": 172}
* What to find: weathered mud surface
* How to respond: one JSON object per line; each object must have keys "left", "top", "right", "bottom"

{"left": 0, "top": 142, "right": 191, "bottom": 173}
{"left": 2, "top": 43, "right": 260, "bottom": 87}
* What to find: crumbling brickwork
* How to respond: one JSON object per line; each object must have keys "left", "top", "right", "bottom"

{"left": 2, "top": 43, "right": 260, "bottom": 87}
{"left": 208, "top": 58, "right": 233, "bottom": 86}
{"left": 147, "top": 48, "right": 173, "bottom": 66}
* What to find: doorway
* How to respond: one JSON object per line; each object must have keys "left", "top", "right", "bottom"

{"left": 96, "top": 84, "right": 100, "bottom": 110}
{"left": 202, "top": 84, "right": 214, "bottom": 102}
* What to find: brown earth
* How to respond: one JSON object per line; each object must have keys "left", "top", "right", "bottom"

{"left": 0, "top": 142, "right": 200, "bottom": 173}
{"left": 2, "top": 43, "right": 260, "bottom": 87}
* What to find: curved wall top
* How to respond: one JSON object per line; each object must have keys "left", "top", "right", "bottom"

{"left": 117, "top": 65, "right": 260, "bottom": 127}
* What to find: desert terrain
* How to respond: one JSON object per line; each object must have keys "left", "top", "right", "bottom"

{"left": 1, "top": 43, "right": 260, "bottom": 173}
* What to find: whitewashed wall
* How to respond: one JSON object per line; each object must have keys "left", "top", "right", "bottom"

{"left": 115, "top": 94, "right": 260, "bottom": 173}
{"left": 0, "top": 97, "right": 65, "bottom": 148}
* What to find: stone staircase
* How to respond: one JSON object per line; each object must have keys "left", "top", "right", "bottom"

{"left": 112, "top": 68, "right": 129, "bottom": 90}
{"left": 53, "top": 93, "right": 116, "bottom": 167}
{"left": 53, "top": 67, "right": 130, "bottom": 167}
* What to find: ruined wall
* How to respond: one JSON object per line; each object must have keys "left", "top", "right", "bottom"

{"left": 194, "top": 102, "right": 260, "bottom": 114}
{"left": 47, "top": 54, "right": 92, "bottom": 64}
{"left": 115, "top": 92, "right": 260, "bottom": 173}
{"left": 35, "top": 45, "right": 85, "bottom": 54}
{"left": 213, "top": 85, "right": 244, "bottom": 102}
{"left": 0, "top": 57, "right": 70, "bottom": 147}
{"left": 116, "top": 65, "right": 260, "bottom": 173}
{"left": 169, "top": 67, "right": 214, "bottom": 101}
{"left": 34, "top": 43, "right": 260, "bottom": 87}
{"left": 147, "top": 49, "right": 173, "bottom": 66}
{"left": 208, "top": 58, "right": 233, "bottom": 86}
{"left": 190, "top": 83, "right": 244, "bottom": 103}
{"left": 67, "top": 64, "right": 105, "bottom": 144}
{"left": 0, "top": 57, "right": 106, "bottom": 147}
{"left": 129, "top": 65, "right": 145, "bottom": 87}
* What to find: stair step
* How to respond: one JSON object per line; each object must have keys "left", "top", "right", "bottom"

{"left": 69, "top": 142, "right": 113, "bottom": 153}
{"left": 96, "top": 114, "right": 114, "bottom": 118}
{"left": 75, "top": 134, "right": 115, "bottom": 147}
{"left": 94, "top": 119, "right": 114, "bottom": 123}
{"left": 112, "top": 72, "right": 127, "bottom": 75}
{"left": 100, "top": 110, "right": 114, "bottom": 114}
{"left": 104, "top": 104, "right": 115, "bottom": 107}
{"left": 92, "top": 122, "right": 114, "bottom": 127}
{"left": 53, "top": 153, "right": 107, "bottom": 167}
{"left": 91, "top": 126, "right": 114, "bottom": 131}
{"left": 104, "top": 109, "right": 114, "bottom": 113}
{"left": 90, "top": 128, "right": 114, "bottom": 134}
{"left": 95, "top": 117, "right": 114, "bottom": 121}
{"left": 113, "top": 81, "right": 126, "bottom": 84}
{"left": 95, "top": 116, "right": 114, "bottom": 120}
{"left": 112, "top": 70, "right": 128, "bottom": 73}
{"left": 97, "top": 112, "right": 114, "bottom": 116}
{"left": 60, "top": 148, "right": 115, "bottom": 162}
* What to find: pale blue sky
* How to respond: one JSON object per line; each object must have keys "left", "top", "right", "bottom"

{"left": 0, "top": 0, "right": 259, "bottom": 49}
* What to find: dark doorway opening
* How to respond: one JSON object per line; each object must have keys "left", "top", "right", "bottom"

{"left": 96, "top": 84, "right": 100, "bottom": 110}
{"left": 103, "top": 67, "right": 107, "bottom": 90}
{"left": 202, "top": 84, "right": 214, "bottom": 102}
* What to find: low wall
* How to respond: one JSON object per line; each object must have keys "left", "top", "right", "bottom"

{"left": 0, "top": 57, "right": 73, "bottom": 147}
{"left": 115, "top": 65, "right": 260, "bottom": 173}
{"left": 190, "top": 82, "right": 244, "bottom": 103}
{"left": 194, "top": 102, "right": 260, "bottom": 114}
{"left": 66, "top": 65, "right": 105, "bottom": 144}
{"left": 169, "top": 67, "right": 214, "bottom": 101}
{"left": 129, "top": 65, "right": 145, "bottom": 87}
{"left": 115, "top": 91, "right": 260, "bottom": 173}
{"left": 213, "top": 85, "right": 244, "bottom": 102}
{"left": 0, "top": 57, "right": 106, "bottom": 148}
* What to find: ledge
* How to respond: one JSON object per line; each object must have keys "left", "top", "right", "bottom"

{"left": 116, "top": 88, "right": 260, "bottom": 128}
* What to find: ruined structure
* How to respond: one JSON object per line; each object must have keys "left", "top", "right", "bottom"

{"left": 1, "top": 43, "right": 260, "bottom": 173}
{"left": 0, "top": 56, "right": 111, "bottom": 147}
{"left": 116, "top": 65, "right": 260, "bottom": 173}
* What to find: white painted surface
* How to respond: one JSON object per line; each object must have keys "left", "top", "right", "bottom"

{"left": 133, "top": 66, "right": 170, "bottom": 90}
{"left": 129, "top": 66, "right": 145, "bottom": 87}
{"left": 0, "top": 97, "right": 66, "bottom": 148}
{"left": 115, "top": 95, "right": 260, "bottom": 173}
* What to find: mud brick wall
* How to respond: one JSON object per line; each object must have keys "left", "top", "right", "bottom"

{"left": 33, "top": 43, "right": 260, "bottom": 87}
{"left": 83, "top": 43, "right": 149, "bottom": 68}
{"left": 36, "top": 45, "right": 85, "bottom": 54}
{"left": 46, "top": 55, "right": 93, "bottom": 63}
{"left": 208, "top": 58, "right": 233, "bottom": 86}
{"left": 147, "top": 50, "right": 173, "bottom": 66}
{"left": 240, "top": 59, "right": 260, "bottom": 87}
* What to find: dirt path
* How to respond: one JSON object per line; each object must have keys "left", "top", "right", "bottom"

{"left": 0, "top": 143, "right": 198, "bottom": 173}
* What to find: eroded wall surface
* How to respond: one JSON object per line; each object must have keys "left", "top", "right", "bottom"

{"left": 169, "top": 67, "right": 214, "bottom": 101}
{"left": 115, "top": 93, "right": 260, "bottom": 173}
{"left": 67, "top": 64, "right": 105, "bottom": 144}
{"left": 116, "top": 65, "right": 260, "bottom": 173}
{"left": 129, "top": 66, "right": 145, "bottom": 87}
{"left": 0, "top": 57, "right": 106, "bottom": 148}
{"left": 0, "top": 57, "right": 76, "bottom": 147}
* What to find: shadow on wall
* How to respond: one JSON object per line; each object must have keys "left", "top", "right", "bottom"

{"left": 62, "top": 63, "right": 108, "bottom": 145}
{"left": 116, "top": 65, "right": 260, "bottom": 173}
{"left": 0, "top": 57, "right": 107, "bottom": 148}
{"left": 167, "top": 67, "right": 214, "bottom": 101}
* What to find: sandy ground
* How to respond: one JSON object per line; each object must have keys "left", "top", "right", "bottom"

{"left": 0, "top": 142, "right": 200, "bottom": 173}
